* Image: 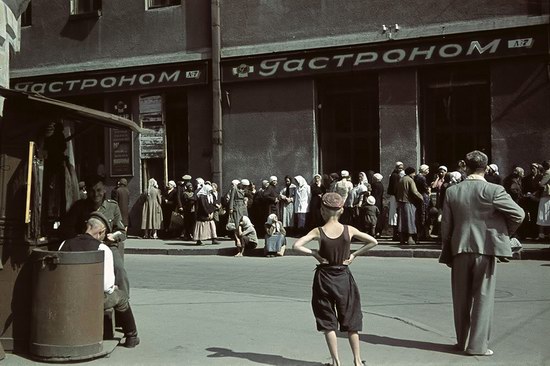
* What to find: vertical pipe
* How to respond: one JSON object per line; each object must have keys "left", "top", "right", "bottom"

{"left": 211, "top": 0, "right": 223, "bottom": 188}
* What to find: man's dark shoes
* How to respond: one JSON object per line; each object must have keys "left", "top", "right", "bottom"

{"left": 124, "top": 335, "right": 140, "bottom": 348}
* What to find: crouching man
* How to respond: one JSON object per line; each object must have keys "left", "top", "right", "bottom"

{"left": 59, "top": 211, "right": 140, "bottom": 348}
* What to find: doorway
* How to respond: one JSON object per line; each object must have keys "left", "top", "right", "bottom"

{"left": 317, "top": 74, "right": 380, "bottom": 180}
{"left": 420, "top": 64, "right": 491, "bottom": 168}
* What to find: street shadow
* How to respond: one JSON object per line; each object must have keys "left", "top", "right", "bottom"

{"left": 359, "top": 334, "right": 460, "bottom": 355}
{"left": 205, "top": 347, "right": 322, "bottom": 365}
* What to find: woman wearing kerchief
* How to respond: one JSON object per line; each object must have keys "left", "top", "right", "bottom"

{"left": 141, "top": 178, "right": 163, "bottom": 239}
{"left": 294, "top": 175, "right": 311, "bottom": 235}
{"left": 235, "top": 216, "right": 258, "bottom": 257}
{"left": 264, "top": 213, "right": 286, "bottom": 257}
{"left": 162, "top": 180, "right": 179, "bottom": 237}
{"left": 194, "top": 184, "right": 219, "bottom": 245}
{"left": 280, "top": 175, "right": 296, "bottom": 234}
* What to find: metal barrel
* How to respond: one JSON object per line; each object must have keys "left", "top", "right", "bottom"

{"left": 30, "top": 249, "right": 104, "bottom": 362}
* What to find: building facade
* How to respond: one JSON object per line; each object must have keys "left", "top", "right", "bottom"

{"left": 10, "top": 1, "right": 550, "bottom": 224}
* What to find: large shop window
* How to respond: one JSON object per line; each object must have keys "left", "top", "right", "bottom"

{"left": 147, "top": 0, "right": 181, "bottom": 9}
{"left": 318, "top": 75, "right": 380, "bottom": 177}
{"left": 420, "top": 65, "right": 491, "bottom": 168}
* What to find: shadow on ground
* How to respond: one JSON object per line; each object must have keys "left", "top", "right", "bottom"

{"left": 206, "top": 347, "right": 322, "bottom": 365}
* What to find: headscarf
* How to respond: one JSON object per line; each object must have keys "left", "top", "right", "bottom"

{"left": 373, "top": 173, "right": 383, "bottom": 182}
{"left": 148, "top": 178, "right": 158, "bottom": 190}
{"left": 196, "top": 177, "right": 205, "bottom": 190}
{"left": 358, "top": 172, "right": 369, "bottom": 185}
{"left": 294, "top": 175, "right": 307, "bottom": 188}
{"left": 168, "top": 180, "right": 176, "bottom": 189}
{"left": 269, "top": 176, "right": 278, "bottom": 183}
{"left": 265, "top": 213, "right": 282, "bottom": 232}
{"left": 240, "top": 216, "right": 255, "bottom": 236}
{"left": 449, "top": 171, "right": 462, "bottom": 184}
{"left": 231, "top": 179, "right": 240, "bottom": 187}
{"left": 489, "top": 164, "right": 499, "bottom": 175}
{"left": 197, "top": 184, "right": 213, "bottom": 203}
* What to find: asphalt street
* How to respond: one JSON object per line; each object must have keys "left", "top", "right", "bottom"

{"left": 3, "top": 255, "right": 550, "bottom": 366}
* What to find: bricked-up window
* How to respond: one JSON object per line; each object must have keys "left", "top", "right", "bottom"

{"left": 147, "top": 0, "right": 181, "bottom": 9}
{"left": 20, "top": 1, "right": 32, "bottom": 27}
{"left": 70, "top": 0, "right": 101, "bottom": 16}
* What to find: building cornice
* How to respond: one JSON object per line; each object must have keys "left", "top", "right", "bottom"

{"left": 11, "top": 50, "right": 211, "bottom": 78}
{"left": 221, "top": 15, "right": 549, "bottom": 59}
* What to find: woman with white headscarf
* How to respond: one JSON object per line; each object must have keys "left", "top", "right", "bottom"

{"left": 235, "top": 216, "right": 258, "bottom": 256}
{"left": 294, "top": 175, "right": 311, "bottom": 235}
{"left": 264, "top": 213, "right": 286, "bottom": 257}
{"left": 142, "top": 178, "right": 163, "bottom": 239}
{"left": 194, "top": 184, "right": 219, "bottom": 245}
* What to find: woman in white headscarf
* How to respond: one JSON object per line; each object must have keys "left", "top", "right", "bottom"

{"left": 142, "top": 178, "right": 163, "bottom": 239}
{"left": 193, "top": 184, "right": 219, "bottom": 245}
{"left": 235, "top": 216, "right": 258, "bottom": 257}
{"left": 264, "top": 213, "right": 286, "bottom": 257}
{"left": 294, "top": 175, "right": 311, "bottom": 235}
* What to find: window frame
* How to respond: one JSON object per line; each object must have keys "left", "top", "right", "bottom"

{"left": 146, "top": 0, "right": 181, "bottom": 10}
{"left": 69, "top": 0, "right": 102, "bottom": 19}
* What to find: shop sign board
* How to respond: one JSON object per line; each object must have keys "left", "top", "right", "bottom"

{"left": 139, "top": 94, "right": 165, "bottom": 159}
{"left": 11, "top": 62, "right": 209, "bottom": 97}
{"left": 109, "top": 100, "right": 134, "bottom": 177}
{"left": 222, "top": 25, "right": 549, "bottom": 82}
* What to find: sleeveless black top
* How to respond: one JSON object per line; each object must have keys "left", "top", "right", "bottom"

{"left": 318, "top": 225, "right": 351, "bottom": 265}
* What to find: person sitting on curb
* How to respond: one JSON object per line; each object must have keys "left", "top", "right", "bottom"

{"left": 58, "top": 211, "right": 140, "bottom": 348}
{"left": 264, "top": 213, "right": 286, "bottom": 257}
{"left": 293, "top": 192, "right": 378, "bottom": 366}
{"left": 235, "top": 216, "right": 258, "bottom": 257}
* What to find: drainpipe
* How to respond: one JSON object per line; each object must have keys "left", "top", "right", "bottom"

{"left": 211, "top": 0, "right": 223, "bottom": 189}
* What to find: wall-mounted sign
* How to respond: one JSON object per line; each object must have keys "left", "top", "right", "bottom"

{"left": 109, "top": 99, "right": 134, "bottom": 177}
{"left": 12, "top": 61, "right": 209, "bottom": 97}
{"left": 222, "top": 25, "right": 549, "bottom": 82}
{"left": 139, "top": 94, "right": 165, "bottom": 159}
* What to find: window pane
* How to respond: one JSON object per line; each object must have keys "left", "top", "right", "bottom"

{"left": 71, "top": 0, "right": 101, "bottom": 14}
{"left": 148, "top": 0, "right": 181, "bottom": 9}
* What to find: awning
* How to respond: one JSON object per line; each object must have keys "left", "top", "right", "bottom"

{"left": 0, "top": 86, "right": 145, "bottom": 133}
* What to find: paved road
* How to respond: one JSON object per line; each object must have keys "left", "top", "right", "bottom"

{"left": 4, "top": 255, "right": 550, "bottom": 365}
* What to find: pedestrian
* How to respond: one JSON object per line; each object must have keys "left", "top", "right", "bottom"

{"left": 485, "top": 164, "right": 502, "bottom": 185}
{"left": 396, "top": 167, "right": 423, "bottom": 245}
{"left": 264, "top": 176, "right": 280, "bottom": 216}
{"left": 141, "top": 178, "right": 163, "bottom": 239}
{"left": 194, "top": 183, "right": 219, "bottom": 245}
{"left": 264, "top": 213, "right": 286, "bottom": 257}
{"left": 370, "top": 173, "right": 385, "bottom": 237}
{"left": 59, "top": 212, "right": 140, "bottom": 348}
{"left": 352, "top": 172, "right": 371, "bottom": 230}
{"left": 111, "top": 178, "right": 130, "bottom": 230}
{"left": 293, "top": 192, "right": 377, "bottom": 366}
{"left": 387, "top": 162, "right": 404, "bottom": 241}
{"left": 229, "top": 180, "right": 249, "bottom": 244}
{"left": 294, "top": 175, "right": 311, "bottom": 235}
{"left": 521, "top": 163, "right": 543, "bottom": 239}
{"left": 235, "top": 216, "right": 258, "bottom": 257}
{"left": 162, "top": 180, "right": 179, "bottom": 237}
{"left": 279, "top": 175, "right": 296, "bottom": 234}
{"left": 309, "top": 174, "right": 326, "bottom": 228}
{"left": 536, "top": 160, "right": 550, "bottom": 241}
{"left": 178, "top": 182, "right": 197, "bottom": 240}
{"left": 414, "top": 164, "right": 431, "bottom": 241}
{"left": 362, "top": 196, "right": 379, "bottom": 237}
{"left": 334, "top": 170, "right": 353, "bottom": 224}
{"left": 439, "top": 150, "right": 524, "bottom": 356}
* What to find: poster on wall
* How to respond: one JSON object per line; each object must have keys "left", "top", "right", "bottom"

{"left": 109, "top": 100, "right": 134, "bottom": 177}
{"left": 139, "top": 94, "right": 165, "bottom": 159}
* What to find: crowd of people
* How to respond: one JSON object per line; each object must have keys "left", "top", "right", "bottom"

{"left": 125, "top": 158, "right": 549, "bottom": 257}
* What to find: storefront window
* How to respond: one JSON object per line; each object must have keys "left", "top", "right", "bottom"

{"left": 147, "top": 0, "right": 181, "bottom": 10}
{"left": 70, "top": 0, "right": 101, "bottom": 16}
{"left": 420, "top": 65, "right": 491, "bottom": 168}
{"left": 318, "top": 75, "right": 380, "bottom": 177}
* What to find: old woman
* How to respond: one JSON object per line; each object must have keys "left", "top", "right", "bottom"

{"left": 142, "top": 178, "right": 163, "bottom": 239}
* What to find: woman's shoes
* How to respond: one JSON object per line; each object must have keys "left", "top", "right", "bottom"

{"left": 196, "top": 240, "right": 203, "bottom": 245}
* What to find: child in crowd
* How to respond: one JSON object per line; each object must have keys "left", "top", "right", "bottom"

{"left": 264, "top": 213, "right": 286, "bottom": 257}
{"left": 293, "top": 192, "right": 378, "bottom": 366}
{"left": 235, "top": 216, "right": 258, "bottom": 257}
{"left": 363, "top": 196, "right": 380, "bottom": 237}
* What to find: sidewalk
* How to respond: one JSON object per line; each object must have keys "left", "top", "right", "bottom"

{"left": 124, "top": 235, "right": 550, "bottom": 260}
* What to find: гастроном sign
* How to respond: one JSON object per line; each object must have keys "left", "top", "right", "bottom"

{"left": 11, "top": 62, "right": 208, "bottom": 97}
{"left": 222, "top": 25, "right": 548, "bottom": 82}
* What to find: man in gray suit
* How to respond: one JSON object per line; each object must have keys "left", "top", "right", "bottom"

{"left": 439, "top": 150, "right": 524, "bottom": 356}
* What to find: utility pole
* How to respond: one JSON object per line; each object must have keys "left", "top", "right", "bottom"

{"left": 211, "top": 0, "right": 223, "bottom": 189}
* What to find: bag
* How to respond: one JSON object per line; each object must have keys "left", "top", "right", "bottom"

{"left": 169, "top": 211, "right": 184, "bottom": 232}
{"left": 510, "top": 237, "right": 522, "bottom": 253}
{"left": 226, "top": 215, "right": 236, "bottom": 231}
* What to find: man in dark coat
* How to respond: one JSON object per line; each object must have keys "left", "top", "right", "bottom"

{"left": 111, "top": 178, "right": 130, "bottom": 229}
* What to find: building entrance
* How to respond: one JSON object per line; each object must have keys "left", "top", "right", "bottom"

{"left": 317, "top": 75, "right": 380, "bottom": 179}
